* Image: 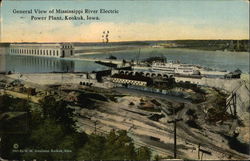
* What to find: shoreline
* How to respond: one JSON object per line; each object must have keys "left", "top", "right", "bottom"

{"left": 162, "top": 47, "right": 249, "bottom": 54}
{"left": 75, "top": 46, "right": 249, "bottom": 55}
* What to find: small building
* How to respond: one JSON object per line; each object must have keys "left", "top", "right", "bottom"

{"left": 9, "top": 43, "right": 74, "bottom": 58}
{"left": 27, "top": 87, "right": 36, "bottom": 96}
{"left": 153, "top": 78, "right": 175, "bottom": 88}
{"left": 224, "top": 69, "right": 242, "bottom": 79}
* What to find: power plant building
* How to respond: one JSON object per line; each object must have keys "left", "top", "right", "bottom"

{"left": 9, "top": 43, "right": 74, "bottom": 58}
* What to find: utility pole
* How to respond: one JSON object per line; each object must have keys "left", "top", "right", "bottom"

{"left": 94, "top": 120, "right": 98, "bottom": 134}
{"left": 233, "top": 92, "right": 237, "bottom": 118}
{"left": 197, "top": 143, "right": 200, "bottom": 159}
{"left": 167, "top": 107, "right": 183, "bottom": 159}
{"left": 197, "top": 143, "right": 212, "bottom": 160}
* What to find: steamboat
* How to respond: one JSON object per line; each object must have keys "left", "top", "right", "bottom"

{"left": 151, "top": 61, "right": 199, "bottom": 75}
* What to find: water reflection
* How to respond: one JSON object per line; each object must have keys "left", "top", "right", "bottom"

{"left": 5, "top": 55, "right": 74, "bottom": 73}
{"left": 0, "top": 53, "right": 107, "bottom": 73}
{"left": 0, "top": 55, "right": 6, "bottom": 73}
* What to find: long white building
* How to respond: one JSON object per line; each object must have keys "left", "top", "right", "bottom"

{"left": 9, "top": 43, "right": 74, "bottom": 58}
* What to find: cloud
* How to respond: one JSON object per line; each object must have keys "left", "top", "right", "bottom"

{"left": 1, "top": 19, "right": 248, "bottom": 42}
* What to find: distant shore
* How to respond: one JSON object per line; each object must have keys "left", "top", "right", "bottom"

{"left": 74, "top": 46, "right": 249, "bottom": 56}
{"left": 1, "top": 39, "right": 249, "bottom": 52}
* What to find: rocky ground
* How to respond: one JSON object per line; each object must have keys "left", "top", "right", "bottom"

{"left": 72, "top": 86, "right": 250, "bottom": 160}
{"left": 1, "top": 74, "right": 249, "bottom": 160}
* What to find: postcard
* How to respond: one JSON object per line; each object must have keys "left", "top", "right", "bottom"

{"left": 0, "top": 0, "right": 249, "bottom": 160}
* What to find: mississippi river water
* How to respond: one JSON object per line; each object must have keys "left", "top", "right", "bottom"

{"left": 0, "top": 47, "right": 249, "bottom": 73}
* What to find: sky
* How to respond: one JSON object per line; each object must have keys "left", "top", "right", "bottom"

{"left": 0, "top": 0, "right": 249, "bottom": 42}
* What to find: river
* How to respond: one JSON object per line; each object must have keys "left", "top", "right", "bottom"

{"left": 0, "top": 47, "right": 249, "bottom": 73}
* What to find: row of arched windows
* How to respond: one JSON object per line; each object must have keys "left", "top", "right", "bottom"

{"left": 10, "top": 48, "right": 60, "bottom": 57}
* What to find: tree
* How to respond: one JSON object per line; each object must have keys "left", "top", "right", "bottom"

{"left": 136, "top": 146, "right": 151, "bottom": 160}
{"left": 77, "top": 130, "right": 142, "bottom": 160}
{"left": 22, "top": 119, "right": 88, "bottom": 160}
{"left": 154, "top": 154, "right": 164, "bottom": 161}
{"left": 30, "top": 119, "right": 65, "bottom": 149}
{"left": 0, "top": 95, "right": 30, "bottom": 112}
{"left": 0, "top": 95, "right": 32, "bottom": 160}
{"left": 39, "top": 96, "right": 75, "bottom": 131}
{"left": 103, "top": 130, "right": 136, "bottom": 160}
{"left": 77, "top": 134, "right": 106, "bottom": 160}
